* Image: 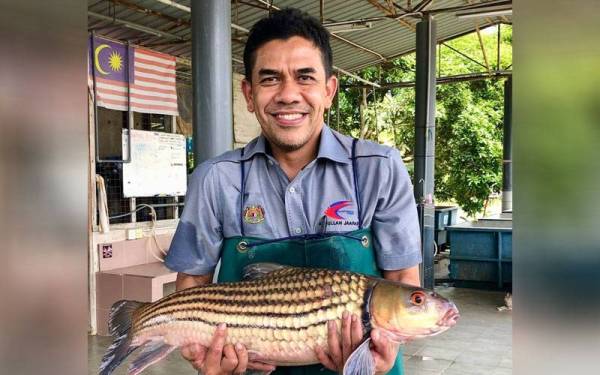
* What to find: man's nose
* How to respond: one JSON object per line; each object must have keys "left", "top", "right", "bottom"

{"left": 274, "top": 79, "right": 301, "bottom": 104}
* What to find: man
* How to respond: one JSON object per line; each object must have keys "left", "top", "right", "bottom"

{"left": 165, "top": 8, "right": 421, "bottom": 375}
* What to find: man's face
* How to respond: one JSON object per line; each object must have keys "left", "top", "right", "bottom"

{"left": 241, "top": 36, "right": 338, "bottom": 152}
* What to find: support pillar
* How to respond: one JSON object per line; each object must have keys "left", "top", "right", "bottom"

{"left": 502, "top": 78, "right": 512, "bottom": 212}
{"left": 414, "top": 15, "right": 437, "bottom": 290}
{"left": 191, "top": 0, "right": 232, "bottom": 164}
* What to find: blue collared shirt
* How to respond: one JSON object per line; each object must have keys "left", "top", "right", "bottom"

{"left": 165, "top": 126, "right": 422, "bottom": 275}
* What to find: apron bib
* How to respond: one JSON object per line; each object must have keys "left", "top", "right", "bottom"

{"left": 215, "top": 139, "right": 404, "bottom": 375}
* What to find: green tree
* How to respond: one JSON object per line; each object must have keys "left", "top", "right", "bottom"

{"left": 329, "top": 25, "right": 511, "bottom": 216}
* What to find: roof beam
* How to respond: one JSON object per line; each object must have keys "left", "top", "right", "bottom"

{"left": 347, "top": 19, "right": 503, "bottom": 72}
{"left": 88, "top": 11, "right": 186, "bottom": 40}
{"left": 366, "top": 0, "right": 416, "bottom": 31}
{"left": 342, "top": 70, "right": 512, "bottom": 89}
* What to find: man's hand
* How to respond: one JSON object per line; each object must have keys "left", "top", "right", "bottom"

{"left": 371, "top": 328, "right": 400, "bottom": 375}
{"left": 315, "top": 313, "right": 400, "bottom": 374}
{"left": 314, "top": 312, "right": 364, "bottom": 372}
{"left": 180, "top": 323, "right": 276, "bottom": 375}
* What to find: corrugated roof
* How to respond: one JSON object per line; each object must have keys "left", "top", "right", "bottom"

{"left": 88, "top": 0, "right": 511, "bottom": 75}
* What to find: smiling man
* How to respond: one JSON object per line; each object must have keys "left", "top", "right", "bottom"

{"left": 165, "top": 8, "right": 421, "bottom": 375}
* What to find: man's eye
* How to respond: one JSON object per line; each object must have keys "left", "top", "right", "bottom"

{"left": 299, "top": 75, "right": 315, "bottom": 82}
{"left": 260, "top": 77, "right": 278, "bottom": 84}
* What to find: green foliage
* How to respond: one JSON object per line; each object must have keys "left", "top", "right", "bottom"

{"left": 329, "top": 25, "right": 512, "bottom": 216}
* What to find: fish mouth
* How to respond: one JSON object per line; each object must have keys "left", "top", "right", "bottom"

{"left": 437, "top": 303, "right": 460, "bottom": 327}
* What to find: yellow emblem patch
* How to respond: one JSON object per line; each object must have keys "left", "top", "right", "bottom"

{"left": 243, "top": 205, "right": 265, "bottom": 224}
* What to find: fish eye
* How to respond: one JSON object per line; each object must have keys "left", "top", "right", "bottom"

{"left": 410, "top": 291, "right": 426, "bottom": 306}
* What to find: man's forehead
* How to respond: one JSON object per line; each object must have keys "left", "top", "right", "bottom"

{"left": 253, "top": 37, "right": 325, "bottom": 71}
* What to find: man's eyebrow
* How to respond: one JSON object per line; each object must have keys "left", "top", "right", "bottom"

{"left": 258, "top": 68, "right": 280, "bottom": 76}
{"left": 297, "top": 67, "right": 317, "bottom": 74}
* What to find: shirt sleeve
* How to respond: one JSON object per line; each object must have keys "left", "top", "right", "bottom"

{"left": 164, "top": 162, "right": 223, "bottom": 275}
{"left": 372, "top": 148, "right": 422, "bottom": 270}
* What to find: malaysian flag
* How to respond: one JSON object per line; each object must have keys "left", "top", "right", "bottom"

{"left": 88, "top": 35, "right": 178, "bottom": 116}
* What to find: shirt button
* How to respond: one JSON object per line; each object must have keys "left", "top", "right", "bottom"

{"left": 294, "top": 227, "right": 302, "bottom": 234}
{"left": 268, "top": 159, "right": 274, "bottom": 165}
{"left": 289, "top": 187, "right": 296, "bottom": 193}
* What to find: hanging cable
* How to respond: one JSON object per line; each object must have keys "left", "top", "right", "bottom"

{"left": 108, "top": 203, "right": 167, "bottom": 262}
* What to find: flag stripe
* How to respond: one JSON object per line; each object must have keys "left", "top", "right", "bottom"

{"left": 95, "top": 77, "right": 176, "bottom": 95}
{"left": 135, "top": 49, "right": 176, "bottom": 63}
{"left": 99, "top": 97, "right": 178, "bottom": 114}
{"left": 97, "top": 87, "right": 178, "bottom": 103}
{"left": 133, "top": 79, "right": 177, "bottom": 92}
{"left": 135, "top": 70, "right": 176, "bottom": 83}
{"left": 134, "top": 63, "right": 177, "bottom": 76}
{"left": 135, "top": 56, "right": 176, "bottom": 70}
{"left": 95, "top": 82, "right": 177, "bottom": 99}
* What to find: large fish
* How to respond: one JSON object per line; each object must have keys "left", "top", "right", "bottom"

{"left": 99, "top": 263, "right": 459, "bottom": 375}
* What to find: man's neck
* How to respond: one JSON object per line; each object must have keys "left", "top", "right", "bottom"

{"left": 270, "top": 131, "right": 321, "bottom": 181}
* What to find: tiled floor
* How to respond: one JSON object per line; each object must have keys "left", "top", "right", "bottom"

{"left": 402, "top": 287, "right": 512, "bottom": 375}
{"left": 88, "top": 287, "right": 512, "bottom": 375}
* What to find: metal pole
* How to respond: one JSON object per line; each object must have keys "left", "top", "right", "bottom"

{"left": 192, "top": 0, "right": 233, "bottom": 165}
{"left": 502, "top": 77, "right": 512, "bottom": 212}
{"left": 414, "top": 14, "right": 437, "bottom": 290}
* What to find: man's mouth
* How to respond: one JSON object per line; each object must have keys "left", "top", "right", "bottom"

{"left": 277, "top": 113, "right": 303, "bottom": 120}
{"left": 270, "top": 111, "right": 308, "bottom": 125}
{"left": 270, "top": 109, "right": 308, "bottom": 126}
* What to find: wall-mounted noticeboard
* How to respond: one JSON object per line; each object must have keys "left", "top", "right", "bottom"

{"left": 122, "top": 129, "right": 187, "bottom": 198}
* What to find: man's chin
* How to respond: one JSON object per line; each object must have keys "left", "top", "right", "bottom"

{"left": 269, "top": 138, "right": 307, "bottom": 152}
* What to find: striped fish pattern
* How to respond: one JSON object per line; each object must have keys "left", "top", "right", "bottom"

{"left": 99, "top": 264, "right": 459, "bottom": 375}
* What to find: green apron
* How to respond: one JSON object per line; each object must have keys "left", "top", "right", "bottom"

{"left": 216, "top": 139, "right": 404, "bottom": 375}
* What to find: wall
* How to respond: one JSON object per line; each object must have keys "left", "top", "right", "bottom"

{"left": 232, "top": 72, "right": 261, "bottom": 148}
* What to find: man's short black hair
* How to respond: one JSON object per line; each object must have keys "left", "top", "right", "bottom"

{"left": 243, "top": 8, "right": 333, "bottom": 81}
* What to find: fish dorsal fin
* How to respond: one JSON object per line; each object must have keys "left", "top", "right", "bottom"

{"left": 242, "top": 263, "right": 288, "bottom": 281}
{"left": 343, "top": 338, "right": 375, "bottom": 375}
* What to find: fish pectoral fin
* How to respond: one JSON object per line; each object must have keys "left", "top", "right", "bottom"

{"left": 342, "top": 338, "right": 375, "bottom": 375}
{"left": 127, "top": 340, "right": 176, "bottom": 375}
{"left": 247, "top": 350, "right": 275, "bottom": 365}
{"left": 242, "top": 263, "right": 290, "bottom": 280}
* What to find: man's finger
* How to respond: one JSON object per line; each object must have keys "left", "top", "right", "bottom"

{"left": 326, "top": 320, "right": 342, "bottom": 368}
{"left": 221, "top": 344, "right": 239, "bottom": 372}
{"left": 341, "top": 311, "right": 352, "bottom": 362}
{"left": 314, "top": 345, "right": 338, "bottom": 371}
{"left": 205, "top": 323, "right": 227, "bottom": 367}
{"left": 233, "top": 343, "right": 248, "bottom": 374}
{"left": 350, "top": 313, "right": 364, "bottom": 346}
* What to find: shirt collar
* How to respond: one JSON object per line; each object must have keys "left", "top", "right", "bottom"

{"left": 316, "top": 125, "right": 351, "bottom": 164}
{"left": 239, "top": 125, "right": 350, "bottom": 164}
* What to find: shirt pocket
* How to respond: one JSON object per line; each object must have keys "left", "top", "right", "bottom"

{"left": 241, "top": 191, "right": 274, "bottom": 237}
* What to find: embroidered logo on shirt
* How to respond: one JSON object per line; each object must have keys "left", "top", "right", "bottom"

{"left": 324, "top": 200, "right": 353, "bottom": 220}
{"left": 243, "top": 205, "right": 265, "bottom": 224}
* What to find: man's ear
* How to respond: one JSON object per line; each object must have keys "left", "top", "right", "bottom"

{"left": 324, "top": 74, "right": 338, "bottom": 109}
{"left": 241, "top": 78, "right": 255, "bottom": 113}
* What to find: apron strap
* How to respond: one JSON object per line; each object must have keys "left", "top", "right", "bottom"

{"left": 241, "top": 231, "right": 367, "bottom": 249}
{"left": 240, "top": 148, "right": 246, "bottom": 237}
{"left": 351, "top": 139, "right": 363, "bottom": 229}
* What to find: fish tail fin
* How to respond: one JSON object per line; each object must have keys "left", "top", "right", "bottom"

{"left": 342, "top": 338, "right": 375, "bottom": 375}
{"left": 99, "top": 300, "right": 148, "bottom": 375}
